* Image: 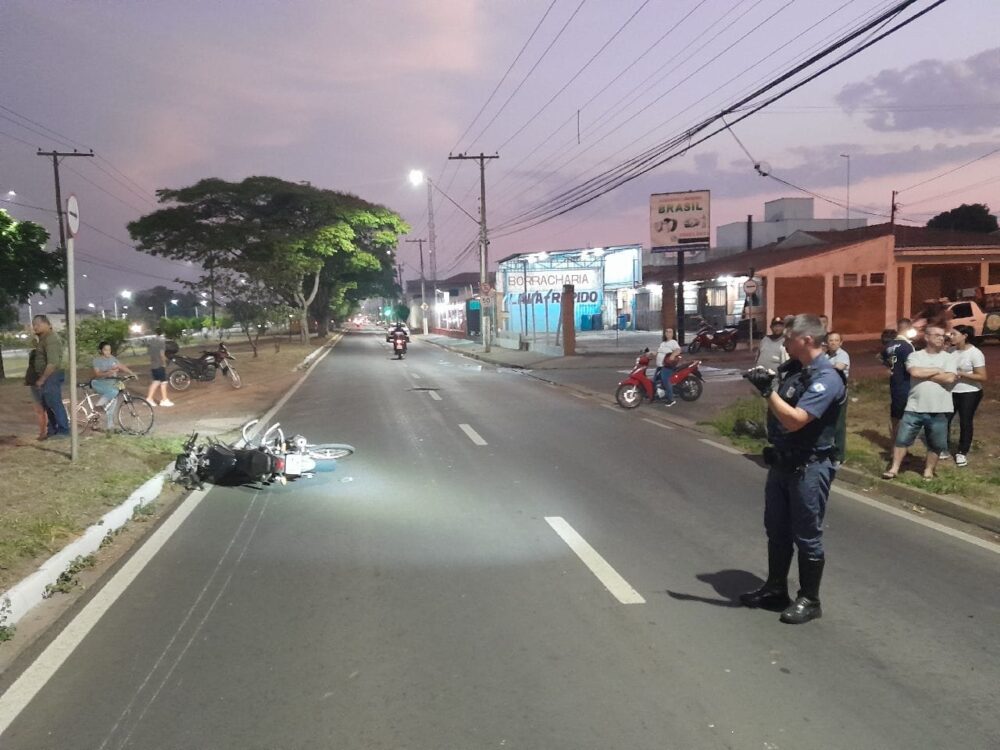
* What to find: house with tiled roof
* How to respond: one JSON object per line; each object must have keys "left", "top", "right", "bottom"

{"left": 644, "top": 223, "right": 1000, "bottom": 339}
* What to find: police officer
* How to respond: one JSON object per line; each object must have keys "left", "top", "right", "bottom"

{"left": 740, "top": 314, "right": 845, "bottom": 624}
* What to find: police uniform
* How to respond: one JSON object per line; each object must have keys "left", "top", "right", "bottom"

{"left": 741, "top": 356, "right": 845, "bottom": 624}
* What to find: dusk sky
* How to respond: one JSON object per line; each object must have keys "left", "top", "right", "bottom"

{"left": 3, "top": 0, "right": 998, "bottom": 310}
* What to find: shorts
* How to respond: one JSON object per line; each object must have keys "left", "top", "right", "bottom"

{"left": 151, "top": 367, "right": 167, "bottom": 382}
{"left": 895, "top": 411, "right": 949, "bottom": 453}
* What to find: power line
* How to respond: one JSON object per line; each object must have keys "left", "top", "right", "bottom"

{"left": 450, "top": 0, "right": 561, "bottom": 154}
{"left": 491, "top": 0, "right": 948, "bottom": 235}
{"left": 0, "top": 128, "right": 38, "bottom": 148}
{"left": 0, "top": 102, "right": 90, "bottom": 150}
{"left": 63, "top": 163, "right": 150, "bottom": 214}
{"left": 898, "top": 144, "right": 1000, "bottom": 194}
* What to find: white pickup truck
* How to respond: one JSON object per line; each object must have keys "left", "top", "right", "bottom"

{"left": 912, "top": 284, "right": 1000, "bottom": 343}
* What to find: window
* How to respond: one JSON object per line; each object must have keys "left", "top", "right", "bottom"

{"left": 841, "top": 273, "right": 860, "bottom": 287}
{"left": 950, "top": 302, "right": 973, "bottom": 319}
{"left": 706, "top": 287, "right": 728, "bottom": 307}
{"left": 869, "top": 272, "right": 886, "bottom": 286}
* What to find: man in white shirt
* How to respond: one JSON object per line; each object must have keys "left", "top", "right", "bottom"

{"left": 825, "top": 332, "right": 850, "bottom": 464}
{"left": 883, "top": 325, "right": 957, "bottom": 480}
{"left": 755, "top": 317, "right": 789, "bottom": 368}
{"left": 655, "top": 328, "right": 681, "bottom": 407}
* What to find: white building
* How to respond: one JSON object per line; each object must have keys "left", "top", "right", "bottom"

{"left": 716, "top": 197, "right": 867, "bottom": 254}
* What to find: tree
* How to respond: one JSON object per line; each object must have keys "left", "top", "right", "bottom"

{"left": 926, "top": 203, "right": 999, "bottom": 233}
{"left": 128, "top": 177, "right": 409, "bottom": 345}
{"left": 132, "top": 286, "right": 200, "bottom": 327}
{"left": 0, "top": 210, "right": 63, "bottom": 378}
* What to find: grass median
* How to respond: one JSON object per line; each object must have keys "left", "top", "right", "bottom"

{"left": 710, "top": 376, "right": 1000, "bottom": 512}
{"left": 0, "top": 335, "right": 330, "bottom": 595}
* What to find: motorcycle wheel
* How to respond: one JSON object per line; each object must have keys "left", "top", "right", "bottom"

{"left": 688, "top": 340, "right": 702, "bottom": 353}
{"left": 306, "top": 443, "right": 356, "bottom": 461}
{"left": 615, "top": 383, "right": 643, "bottom": 409}
{"left": 723, "top": 338, "right": 737, "bottom": 352}
{"left": 678, "top": 376, "right": 703, "bottom": 402}
{"left": 169, "top": 369, "right": 192, "bottom": 391}
{"left": 226, "top": 366, "right": 242, "bottom": 389}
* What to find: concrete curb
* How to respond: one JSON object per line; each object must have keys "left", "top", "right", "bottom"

{"left": 0, "top": 337, "right": 341, "bottom": 630}
{"left": 425, "top": 336, "right": 1000, "bottom": 535}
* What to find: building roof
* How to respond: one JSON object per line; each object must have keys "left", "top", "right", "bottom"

{"left": 644, "top": 223, "right": 1000, "bottom": 283}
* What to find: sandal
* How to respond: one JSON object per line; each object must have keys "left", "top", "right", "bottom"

{"left": 881, "top": 471, "right": 897, "bottom": 480}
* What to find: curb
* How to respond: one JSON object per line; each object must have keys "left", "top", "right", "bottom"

{"left": 0, "top": 338, "right": 340, "bottom": 630}
{"left": 424, "top": 336, "right": 1000, "bottom": 535}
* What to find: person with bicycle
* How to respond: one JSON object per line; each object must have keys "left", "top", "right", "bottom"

{"left": 92, "top": 341, "right": 138, "bottom": 432}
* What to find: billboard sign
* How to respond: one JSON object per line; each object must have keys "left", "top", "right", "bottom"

{"left": 504, "top": 269, "right": 600, "bottom": 292}
{"left": 650, "top": 190, "right": 710, "bottom": 252}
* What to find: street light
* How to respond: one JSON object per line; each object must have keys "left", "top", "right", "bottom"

{"left": 840, "top": 153, "right": 851, "bottom": 224}
{"left": 409, "top": 170, "right": 439, "bottom": 332}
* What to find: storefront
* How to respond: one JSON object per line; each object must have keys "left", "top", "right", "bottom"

{"left": 496, "top": 245, "right": 642, "bottom": 336}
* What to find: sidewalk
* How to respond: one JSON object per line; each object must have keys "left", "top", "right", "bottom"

{"left": 420, "top": 333, "right": 1000, "bottom": 535}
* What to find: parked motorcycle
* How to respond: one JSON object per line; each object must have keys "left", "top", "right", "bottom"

{"left": 173, "top": 419, "right": 355, "bottom": 490}
{"left": 615, "top": 350, "right": 704, "bottom": 408}
{"left": 168, "top": 342, "right": 241, "bottom": 391}
{"left": 390, "top": 330, "right": 408, "bottom": 359}
{"left": 688, "top": 318, "right": 739, "bottom": 353}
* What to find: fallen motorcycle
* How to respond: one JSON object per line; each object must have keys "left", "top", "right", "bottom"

{"left": 167, "top": 341, "right": 241, "bottom": 391}
{"left": 173, "top": 419, "right": 355, "bottom": 490}
{"left": 615, "top": 349, "right": 704, "bottom": 408}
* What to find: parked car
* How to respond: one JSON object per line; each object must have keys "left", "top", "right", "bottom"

{"left": 910, "top": 284, "right": 1000, "bottom": 344}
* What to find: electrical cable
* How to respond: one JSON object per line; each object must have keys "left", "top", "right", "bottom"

{"left": 898, "top": 145, "right": 1000, "bottom": 194}
{"left": 63, "top": 163, "right": 150, "bottom": 215}
{"left": 492, "top": 0, "right": 944, "bottom": 235}
{"left": 450, "top": 0, "right": 561, "bottom": 154}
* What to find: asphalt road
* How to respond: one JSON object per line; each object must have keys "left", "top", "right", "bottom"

{"left": 2, "top": 331, "right": 998, "bottom": 749}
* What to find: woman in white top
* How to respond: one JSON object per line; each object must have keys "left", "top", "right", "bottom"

{"left": 947, "top": 325, "right": 987, "bottom": 466}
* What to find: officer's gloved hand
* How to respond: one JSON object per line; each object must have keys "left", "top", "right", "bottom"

{"left": 744, "top": 366, "right": 777, "bottom": 397}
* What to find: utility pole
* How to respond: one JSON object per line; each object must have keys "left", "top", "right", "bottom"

{"left": 405, "top": 238, "right": 428, "bottom": 335}
{"left": 890, "top": 190, "right": 899, "bottom": 226}
{"left": 449, "top": 152, "right": 499, "bottom": 351}
{"left": 37, "top": 149, "right": 94, "bottom": 318}
{"left": 426, "top": 179, "right": 438, "bottom": 332}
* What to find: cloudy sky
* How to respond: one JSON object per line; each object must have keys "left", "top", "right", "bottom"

{"left": 2, "top": 0, "right": 998, "bottom": 306}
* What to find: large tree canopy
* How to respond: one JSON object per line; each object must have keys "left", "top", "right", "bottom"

{"left": 0, "top": 210, "right": 63, "bottom": 378}
{"left": 128, "top": 177, "right": 408, "bottom": 342}
{"left": 926, "top": 203, "right": 998, "bottom": 233}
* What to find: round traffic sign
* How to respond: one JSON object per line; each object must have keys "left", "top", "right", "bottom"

{"left": 420, "top": 302, "right": 429, "bottom": 310}
{"left": 743, "top": 279, "right": 759, "bottom": 295}
{"left": 66, "top": 195, "right": 80, "bottom": 237}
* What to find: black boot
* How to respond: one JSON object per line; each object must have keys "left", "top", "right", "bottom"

{"left": 740, "top": 542, "right": 793, "bottom": 610}
{"left": 780, "top": 556, "right": 825, "bottom": 624}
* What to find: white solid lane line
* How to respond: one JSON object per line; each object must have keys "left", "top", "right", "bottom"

{"left": 0, "top": 487, "right": 212, "bottom": 736}
{"left": 642, "top": 417, "right": 674, "bottom": 430}
{"left": 698, "top": 438, "right": 744, "bottom": 455}
{"left": 459, "top": 423, "right": 488, "bottom": 446}
{"left": 545, "top": 517, "right": 645, "bottom": 604}
{"left": 428, "top": 391, "right": 442, "bottom": 401}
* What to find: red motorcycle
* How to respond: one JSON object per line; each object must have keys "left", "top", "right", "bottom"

{"left": 615, "top": 350, "right": 704, "bottom": 408}
{"left": 390, "top": 330, "right": 408, "bottom": 359}
{"left": 688, "top": 318, "right": 739, "bottom": 353}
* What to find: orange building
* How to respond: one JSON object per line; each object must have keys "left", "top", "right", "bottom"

{"left": 645, "top": 224, "right": 1000, "bottom": 339}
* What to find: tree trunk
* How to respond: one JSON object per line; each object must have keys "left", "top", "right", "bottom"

{"left": 294, "top": 270, "right": 322, "bottom": 346}
{"left": 241, "top": 325, "right": 258, "bottom": 357}
{"left": 0, "top": 349, "right": 6, "bottom": 380}
{"left": 310, "top": 285, "right": 332, "bottom": 337}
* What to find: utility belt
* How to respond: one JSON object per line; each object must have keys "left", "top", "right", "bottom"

{"left": 762, "top": 446, "right": 834, "bottom": 471}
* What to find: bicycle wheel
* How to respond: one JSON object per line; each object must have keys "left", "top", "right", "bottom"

{"left": 74, "top": 403, "right": 96, "bottom": 434}
{"left": 116, "top": 395, "right": 155, "bottom": 435}
{"left": 305, "top": 443, "right": 355, "bottom": 460}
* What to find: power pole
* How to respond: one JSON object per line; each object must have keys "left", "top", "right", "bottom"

{"left": 405, "top": 238, "right": 428, "bottom": 335}
{"left": 37, "top": 149, "right": 94, "bottom": 317}
{"left": 890, "top": 190, "right": 899, "bottom": 226}
{"left": 38, "top": 149, "right": 93, "bottom": 464}
{"left": 426, "top": 179, "right": 438, "bottom": 332}
{"left": 449, "top": 152, "right": 499, "bottom": 351}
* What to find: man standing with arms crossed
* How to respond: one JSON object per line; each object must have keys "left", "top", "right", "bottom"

{"left": 739, "top": 314, "right": 845, "bottom": 624}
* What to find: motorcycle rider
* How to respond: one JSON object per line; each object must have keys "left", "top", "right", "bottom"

{"left": 740, "top": 314, "right": 845, "bottom": 625}
{"left": 655, "top": 328, "right": 681, "bottom": 407}
{"left": 390, "top": 322, "right": 409, "bottom": 355}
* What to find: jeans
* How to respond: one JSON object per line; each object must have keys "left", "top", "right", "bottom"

{"left": 656, "top": 366, "right": 675, "bottom": 402}
{"left": 91, "top": 378, "right": 120, "bottom": 430}
{"left": 948, "top": 391, "right": 983, "bottom": 454}
{"left": 40, "top": 371, "right": 69, "bottom": 436}
{"left": 764, "top": 458, "right": 834, "bottom": 559}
